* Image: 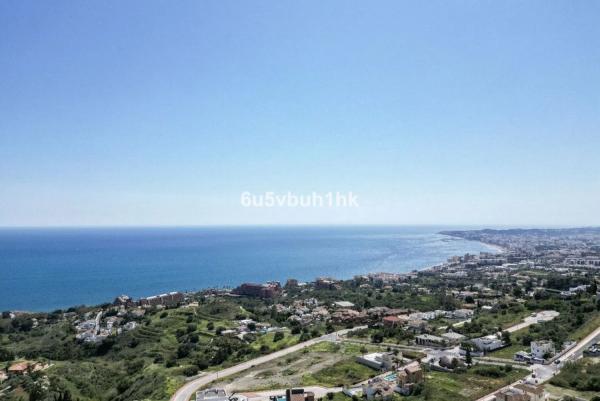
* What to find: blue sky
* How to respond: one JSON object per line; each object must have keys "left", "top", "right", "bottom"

{"left": 0, "top": 1, "right": 599, "bottom": 226}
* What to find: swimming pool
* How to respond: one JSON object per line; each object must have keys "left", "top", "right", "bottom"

{"left": 384, "top": 373, "right": 397, "bottom": 381}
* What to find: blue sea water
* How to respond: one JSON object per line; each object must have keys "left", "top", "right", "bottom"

{"left": 0, "top": 226, "right": 494, "bottom": 312}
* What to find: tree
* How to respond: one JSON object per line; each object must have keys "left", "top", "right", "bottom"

{"left": 183, "top": 366, "right": 199, "bottom": 376}
{"left": 589, "top": 280, "right": 598, "bottom": 295}
{"left": 465, "top": 347, "right": 472, "bottom": 365}
{"left": 501, "top": 331, "right": 512, "bottom": 345}
{"left": 512, "top": 287, "right": 523, "bottom": 298}
{"left": 0, "top": 346, "right": 14, "bottom": 362}
{"left": 28, "top": 382, "right": 46, "bottom": 401}
{"left": 273, "top": 331, "right": 284, "bottom": 342}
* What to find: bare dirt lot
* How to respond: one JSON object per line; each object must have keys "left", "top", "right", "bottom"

{"left": 208, "top": 342, "right": 382, "bottom": 393}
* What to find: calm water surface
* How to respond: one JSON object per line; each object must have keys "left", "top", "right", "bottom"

{"left": 0, "top": 226, "right": 494, "bottom": 311}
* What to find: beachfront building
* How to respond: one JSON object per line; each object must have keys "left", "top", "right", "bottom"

{"left": 233, "top": 282, "right": 282, "bottom": 298}
{"left": 139, "top": 291, "right": 184, "bottom": 307}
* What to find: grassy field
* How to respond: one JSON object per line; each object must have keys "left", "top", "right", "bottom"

{"left": 544, "top": 383, "right": 600, "bottom": 401}
{"left": 301, "top": 358, "right": 377, "bottom": 387}
{"left": 403, "top": 368, "right": 529, "bottom": 401}
{"left": 250, "top": 331, "right": 301, "bottom": 351}
{"left": 570, "top": 311, "right": 600, "bottom": 341}
{"left": 488, "top": 343, "right": 526, "bottom": 360}
{"left": 206, "top": 342, "right": 383, "bottom": 392}
{"left": 479, "top": 308, "right": 530, "bottom": 330}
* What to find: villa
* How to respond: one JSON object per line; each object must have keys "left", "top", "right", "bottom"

{"left": 356, "top": 352, "right": 396, "bottom": 371}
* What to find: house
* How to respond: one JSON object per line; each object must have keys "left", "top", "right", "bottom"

{"left": 437, "top": 355, "right": 464, "bottom": 371}
{"left": 452, "top": 309, "right": 474, "bottom": 319}
{"left": 441, "top": 331, "right": 466, "bottom": 345}
{"left": 331, "top": 309, "right": 366, "bottom": 323}
{"left": 285, "top": 279, "right": 299, "bottom": 289}
{"left": 333, "top": 301, "right": 355, "bottom": 309}
{"left": 514, "top": 351, "right": 532, "bottom": 363}
{"left": 471, "top": 335, "right": 505, "bottom": 352}
{"left": 395, "top": 361, "right": 424, "bottom": 395}
{"left": 315, "top": 278, "right": 339, "bottom": 290}
{"left": 531, "top": 341, "right": 555, "bottom": 359}
{"left": 513, "top": 384, "right": 546, "bottom": 401}
{"left": 494, "top": 387, "right": 529, "bottom": 401}
{"left": 123, "top": 321, "right": 137, "bottom": 331}
{"left": 362, "top": 377, "right": 396, "bottom": 400}
{"left": 196, "top": 389, "right": 229, "bottom": 401}
{"left": 8, "top": 361, "right": 41, "bottom": 375}
{"left": 406, "top": 318, "right": 429, "bottom": 334}
{"left": 113, "top": 294, "right": 134, "bottom": 307}
{"left": 415, "top": 334, "right": 446, "bottom": 347}
{"left": 356, "top": 352, "right": 396, "bottom": 370}
{"left": 382, "top": 315, "right": 402, "bottom": 327}
{"left": 285, "top": 388, "right": 315, "bottom": 401}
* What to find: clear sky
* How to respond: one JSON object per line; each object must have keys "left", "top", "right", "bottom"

{"left": 0, "top": 1, "right": 599, "bottom": 227}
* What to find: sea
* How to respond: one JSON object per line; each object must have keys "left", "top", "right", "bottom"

{"left": 0, "top": 226, "right": 496, "bottom": 312}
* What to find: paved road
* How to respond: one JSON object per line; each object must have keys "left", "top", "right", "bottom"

{"left": 94, "top": 311, "right": 102, "bottom": 335}
{"left": 170, "top": 327, "right": 365, "bottom": 401}
{"left": 505, "top": 310, "right": 559, "bottom": 333}
{"left": 560, "top": 325, "right": 600, "bottom": 362}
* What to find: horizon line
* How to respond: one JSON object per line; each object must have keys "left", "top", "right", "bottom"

{"left": 0, "top": 223, "right": 598, "bottom": 230}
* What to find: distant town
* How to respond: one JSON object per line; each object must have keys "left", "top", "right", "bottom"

{"left": 2, "top": 227, "right": 600, "bottom": 401}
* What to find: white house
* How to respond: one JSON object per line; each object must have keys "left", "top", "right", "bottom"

{"left": 472, "top": 335, "right": 504, "bottom": 352}
{"left": 356, "top": 352, "right": 395, "bottom": 370}
{"left": 531, "top": 340, "right": 555, "bottom": 359}
{"left": 441, "top": 331, "right": 466, "bottom": 344}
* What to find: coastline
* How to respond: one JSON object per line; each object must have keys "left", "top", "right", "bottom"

{"left": 7, "top": 252, "right": 502, "bottom": 316}
{"left": 0, "top": 227, "right": 496, "bottom": 313}
{"left": 480, "top": 241, "right": 508, "bottom": 254}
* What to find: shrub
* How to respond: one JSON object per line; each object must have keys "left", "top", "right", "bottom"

{"left": 183, "top": 366, "right": 199, "bottom": 376}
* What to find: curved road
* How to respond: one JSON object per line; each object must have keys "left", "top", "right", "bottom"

{"left": 170, "top": 328, "right": 365, "bottom": 401}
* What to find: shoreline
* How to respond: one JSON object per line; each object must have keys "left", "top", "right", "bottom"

{"left": 3, "top": 237, "right": 499, "bottom": 314}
